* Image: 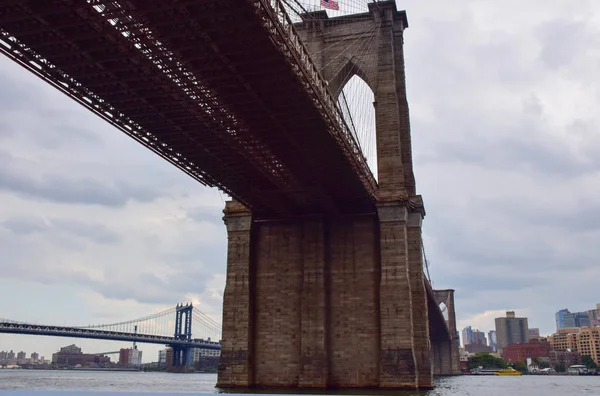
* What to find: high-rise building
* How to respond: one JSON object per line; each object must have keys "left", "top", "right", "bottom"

{"left": 564, "top": 312, "right": 590, "bottom": 328}
{"left": 495, "top": 311, "right": 529, "bottom": 351}
{"left": 158, "top": 349, "right": 168, "bottom": 368}
{"left": 192, "top": 347, "right": 221, "bottom": 362}
{"left": 7, "top": 350, "right": 15, "bottom": 360}
{"left": 556, "top": 309, "right": 570, "bottom": 330}
{"left": 119, "top": 348, "right": 142, "bottom": 367}
{"left": 165, "top": 348, "right": 174, "bottom": 369}
{"left": 472, "top": 330, "right": 487, "bottom": 345}
{"left": 0, "top": 351, "right": 7, "bottom": 360}
{"left": 31, "top": 352, "right": 39, "bottom": 361}
{"left": 16, "top": 351, "right": 26, "bottom": 360}
{"left": 589, "top": 303, "right": 600, "bottom": 327}
{"left": 528, "top": 328, "right": 540, "bottom": 339}
{"left": 488, "top": 330, "right": 497, "bottom": 352}
{"left": 462, "top": 326, "right": 474, "bottom": 346}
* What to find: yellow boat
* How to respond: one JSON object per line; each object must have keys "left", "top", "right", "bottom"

{"left": 495, "top": 367, "right": 522, "bottom": 376}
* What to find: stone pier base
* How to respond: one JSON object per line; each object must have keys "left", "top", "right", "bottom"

{"left": 217, "top": 200, "right": 433, "bottom": 390}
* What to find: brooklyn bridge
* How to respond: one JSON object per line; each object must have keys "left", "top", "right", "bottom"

{"left": 0, "top": 0, "right": 459, "bottom": 389}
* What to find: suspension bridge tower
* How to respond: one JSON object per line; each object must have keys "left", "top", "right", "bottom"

{"left": 170, "top": 303, "right": 194, "bottom": 370}
{"left": 218, "top": 0, "right": 453, "bottom": 390}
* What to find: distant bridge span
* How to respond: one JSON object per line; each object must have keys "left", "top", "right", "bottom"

{"left": 0, "top": 322, "right": 221, "bottom": 350}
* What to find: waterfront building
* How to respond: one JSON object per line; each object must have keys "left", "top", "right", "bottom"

{"left": 576, "top": 327, "right": 600, "bottom": 365}
{"left": 495, "top": 311, "right": 529, "bottom": 351}
{"left": 165, "top": 348, "right": 173, "bottom": 369}
{"left": 0, "top": 351, "right": 7, "bottom": 360}
{"left": 501, "top": 339, "right": 551, "bottom": 363}
{"left": 549, "top": 330, "right": 579, "bottom": 351}
{"left": 16, "top": 351, "right": 26, "bottom": 360}
{"left": 119, "top": 348, "right": 143, "bottom": 367}
{"left": 158, "top": 349, "right": 168, "bottom": 368}
{"left": 7, "top": 350, "right": 15, "bottom": 360}
{"left": 549, "top": 350, "right": 580, "bottom": 369}
{"left": 192, "top": 347, "right": 221, "bottom": 361}
{"left": 549, "top": 327, "right": 600, "bottom": 366}
{"left": 51, "top": 344, "right": 110, "bottom": 367}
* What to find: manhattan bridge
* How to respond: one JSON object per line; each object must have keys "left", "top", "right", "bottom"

{"left": 0, "top": 304, "right": 221, "bottom": 367}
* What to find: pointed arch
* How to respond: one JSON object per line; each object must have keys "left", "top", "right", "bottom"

{"left": 336, "top": 73, "right": 377, "bottom": 179}
{"left": 327, "top": 56, "right": 376, "bottom": 101}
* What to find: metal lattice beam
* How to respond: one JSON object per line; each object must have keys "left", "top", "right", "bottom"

{"left": 0, "top": 0, "right": 378, "bottom": 216}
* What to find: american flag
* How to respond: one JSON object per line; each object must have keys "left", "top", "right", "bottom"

{"left": 320, "top": 0, "right": 339, "bottom": 10}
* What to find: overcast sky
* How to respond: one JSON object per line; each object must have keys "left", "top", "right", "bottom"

{"left": 1, "top": 0, "right": 599, "bottom": 360}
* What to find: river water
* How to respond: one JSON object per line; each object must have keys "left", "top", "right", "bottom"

{"left": 0, "top": 371, "right": 598, "bottom": 395}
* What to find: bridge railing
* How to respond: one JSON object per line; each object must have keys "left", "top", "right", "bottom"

{"left": 252, "top": 0, "right": 378, "bottom": 195}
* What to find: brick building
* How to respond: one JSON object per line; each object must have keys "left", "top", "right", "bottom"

{"left": 119, "top": 348, "right": 142, "bottom": 367}
{"left": 549, "top": 330, "right": 579, "bottom": 351}
{"left": 549, "top": 327, "right": 600, "bottom": 366}
{"left": 577, "top": 327, "right": 600, "bottom": 365}
{"left": 465, "top": 344, "right": 492, "bottom": 354}
{"left": 51, "top": 344, "right": 110, "bottom": 367}
{"left": 501, "top": 340, "right": 551, "bottom": 363}
{"left": 549, "top": 350, "right": 580, "bottom": 369}
{"left": 495, "top": 311, "right": 529, "bottom": 351}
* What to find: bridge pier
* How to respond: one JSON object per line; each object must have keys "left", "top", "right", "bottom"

{"left": 169, "top": 346, "right": 194, "bottom": 372}
{"left": 432, "top": 340, "right": 452, "bottom": 375}
{"left": 432, "top": 289, "right": 461, "bottom": 375}
{"left": 217, "top": 199, "right": 432, "bottom": 390}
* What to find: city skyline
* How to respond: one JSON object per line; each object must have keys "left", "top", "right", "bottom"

{"left": 2, "top": 0, "right": 600, "bottom": 360}
{"left": 460, "top": 303, "right": 600, "bottom": 349}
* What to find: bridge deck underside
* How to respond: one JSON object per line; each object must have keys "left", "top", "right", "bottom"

{"left": 0, "top": 0, "right": 376, "bottom": 217}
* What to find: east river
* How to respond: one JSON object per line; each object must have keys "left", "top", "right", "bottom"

{"left": 0, "top": 371, "right": 599, "bottom": 395}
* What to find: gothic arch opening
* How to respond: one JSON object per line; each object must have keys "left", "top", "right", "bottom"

{"left": 439, "top": 302, "right": 449, "bottom": 322}
{"left": 337, "top": 75, "right": 377, "bottom": 180}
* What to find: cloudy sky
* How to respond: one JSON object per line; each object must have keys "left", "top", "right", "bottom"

{"left": 1, "top": 0, "right": 600, "bottom": 360}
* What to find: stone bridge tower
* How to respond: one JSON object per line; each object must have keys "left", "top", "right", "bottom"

{"left": 433, "top": 289, "right": 461, "bottom": 375}
{"left": 218, "top": 1, "right": 442, "bottom": 390}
